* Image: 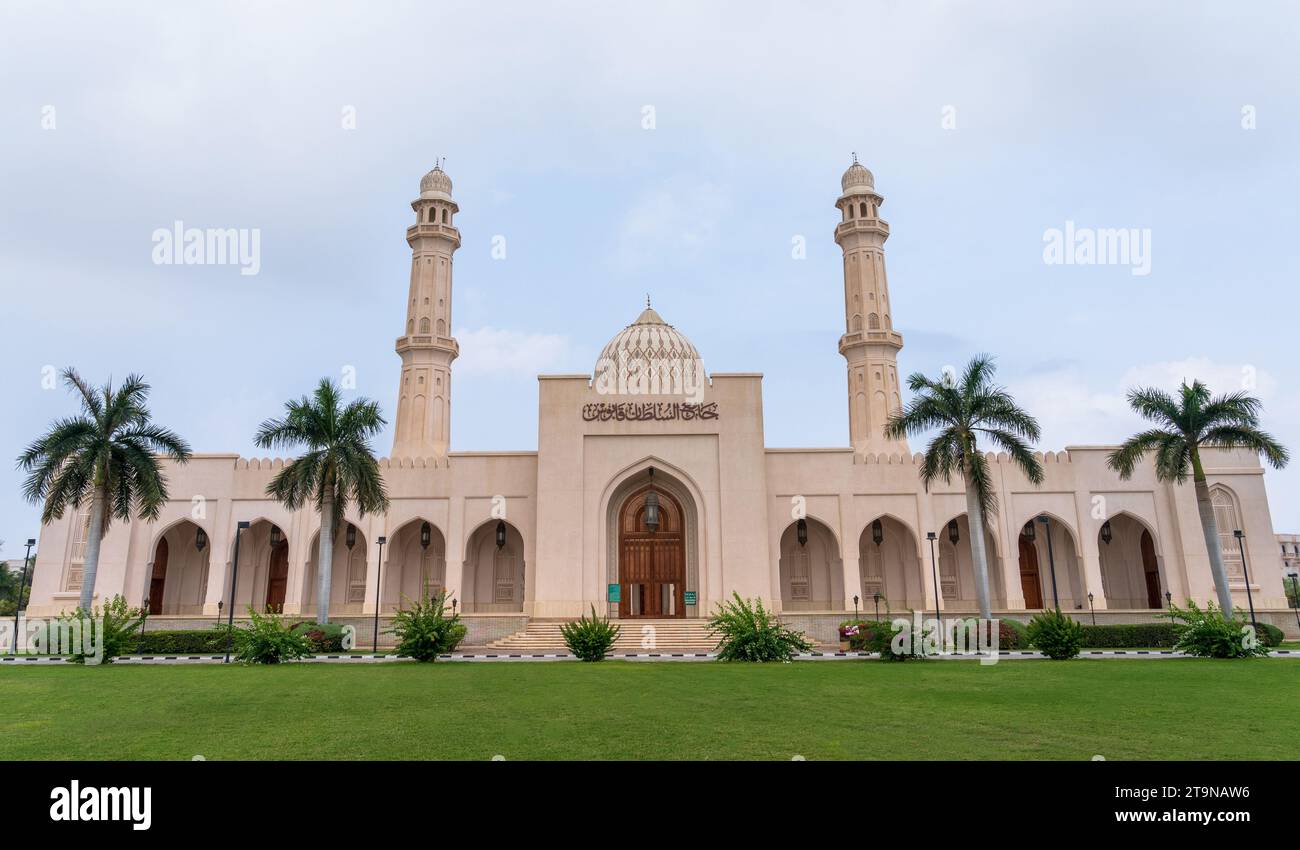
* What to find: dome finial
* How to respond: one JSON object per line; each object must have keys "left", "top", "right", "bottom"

{"left": 646, "top": 293, "right": 651, "bottom": 308}
{"left": 851, "top": 151, "right": 858, "bottom": 164}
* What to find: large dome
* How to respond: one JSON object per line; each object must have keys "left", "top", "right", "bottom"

{"left": 594, "top": 303, "right": 705, "bottom": 391}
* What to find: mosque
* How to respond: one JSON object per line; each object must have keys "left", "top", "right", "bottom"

{"left": 25, "top": 160, "right": 1295, "bottom": 645}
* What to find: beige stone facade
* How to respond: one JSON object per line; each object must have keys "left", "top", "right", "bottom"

{"left": 25, "top": 162, "right": 1297, "bottom": 639}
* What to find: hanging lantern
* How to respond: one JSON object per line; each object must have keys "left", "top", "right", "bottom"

{"left": 420, "top": 521, "right": 431, "bottom": 550}
{"left": 1100, "top": 520, "right": 1113, "bottom": 545}
{"left": 1022, "top": 521, "right": 1035, "bottom": 541}
{"left": 195, "top": 527, "right": 207, "bottom": 552}
{"left": 346, "top": 523, "right": 357, "bottom": 550}
{"left": 796, "top": 518, "right": 808, "bottom": 547}
{"left": 644, "top": 490, "right": 660, "bottom": 532}
{"left": 495, "top": 520, "right": 507, "bottom": 550}
{"left": 872, "top": 518, "right": 884, "bottom": 546}
{"left": 269, "top": 525, "right": 283, "bottom": 548}
{"left": 947, "top": 519, "right": 960, "bottom": 545}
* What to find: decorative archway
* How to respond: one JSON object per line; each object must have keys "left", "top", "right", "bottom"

{"left": 462, "top": 520, "right": 524, "bottom": 613}
{"left": 858, "top": 516, "right": 919, "bottom": 612}
{"left": 937, "top": 514, "right": 1005, "bottom": 612}
{"left": 1013, "top": 515, "right": 1085, "bottom": 611}
{"left": 604, "top": 463, "right": 701, "bottom": 618}
{"left": 146, "top": 520, "right": 209, "bottom": 615}
{"left": 617, "top": 484, "right": 687, "bottom": 618}
{"left": 304, "top": 522, "right": 369, "bottom": 616}
{"left": 383, "top": 518, "right": 447, "bottom": 612}
{"left": 228, "top": 519, "right": 290, "bottom": 614}
{"left": 1098, "top": 513, "right": 1164, "bottom": 609}
{"left": 779, "top": 517, "right": 842, "bottom": 612}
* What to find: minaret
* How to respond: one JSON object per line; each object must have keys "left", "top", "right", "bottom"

{"left": 391, "top": 163, "right": 461, "bottom": 461}
{"left": 835, "top": 155, "right": 909, "bottom": 457}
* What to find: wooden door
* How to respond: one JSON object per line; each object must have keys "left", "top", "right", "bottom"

{"left": 1141, "top": 530, "right": 1161, "bottom": 609}
{"left": 148, "top": 538, "right": 168, "bottom": 615}
{"left": 265, "top": 543, "right": 289, "bottom": 612}
{"left": 618, "top": 485, "right": 686, "bottom": 618}
{"left": 1018, "top": 535, "right": 1043, "bottom": 609}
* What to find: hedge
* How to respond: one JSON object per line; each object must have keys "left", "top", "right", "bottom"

{"left": 127, "top": 623, "right": 347, "bottom": 655}
{"left": 1079, "top": 623, "right": 1180, "bottom": 648}
{"left": 133, "top": 629, "right": 231, "bottom": 654}
{"left": 1252, "top": 621, "right": 1283, "bottom": 647}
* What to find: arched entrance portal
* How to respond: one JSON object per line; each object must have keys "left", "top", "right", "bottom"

{"left": 618, "top": 484, "right": 686, "bottom": 618}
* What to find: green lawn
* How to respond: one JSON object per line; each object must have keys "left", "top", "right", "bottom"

{"left": 0, "top": 660, "right": 1295, "bottom": 760}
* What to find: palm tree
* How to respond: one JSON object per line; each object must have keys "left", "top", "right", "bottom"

{"left": 885, "top": 355, "right": 1044, "bottom": 620}
{"left": 17, "top": 370, "right": 191, "bottom": 611}
{"left": 255, "top": 378, "right": 389, "bottom": 624}
{"left": 1108, "top": 380, "right": 1288, "bottom": 615}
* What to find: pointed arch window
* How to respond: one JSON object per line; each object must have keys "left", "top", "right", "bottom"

{"left": 1210, "top": 487, "right": 1245, "bottom": 580}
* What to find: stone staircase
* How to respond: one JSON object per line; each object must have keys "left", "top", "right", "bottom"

{"left": 486, "top": 619, "right": 719, "bottom": 653}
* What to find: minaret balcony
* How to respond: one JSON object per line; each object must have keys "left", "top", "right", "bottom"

{"left": 834, "top": 219, "right": 890, "bottom": 240}
{"left": 839, "top": 329, "right": 903, "bottom": 354}
{"left": 405, "top": 223, "right": 462, "bottom": 247}
{"left": 395, "top": 335, "right": 460, "bottom": 358}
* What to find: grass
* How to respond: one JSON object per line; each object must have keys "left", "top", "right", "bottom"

{"left": 0, "top": 659, "right": 1295, "bottom": 760}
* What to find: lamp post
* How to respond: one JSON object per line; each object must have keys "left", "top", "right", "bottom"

{"left": 1289, "top": 575, "right": 1300, "bottom": 629}
{"left": 1233, "top": 530, "right": 1258, "bottom": 634}
{"left": 852, "top": 595, "right": 859, "bottom": 620}
{"left": 1036, "top": 515, "right": 1060, "bottom": 612}
{"left": 139, "top": 596, "right": 150, "bottom": 646}
{"left": 1165, "top": 590, "right": 1172, "bottom": 612}
{"left": 927, "top": 532, "right": 939, "bottom": 655}
{"left": 224, "top": 521, "right": 250, "bottom": 663}
{"left": 873, "top": 592, "right": 880, "bottom": 621}
{"left": 1087, "top": 591, "right": 1096, "bottom": 626}
{"left": 372, "top": 535, "right": 387, "bottom": 655}
{"left": 11, "top": 538, "right": 36, "bottom": 654}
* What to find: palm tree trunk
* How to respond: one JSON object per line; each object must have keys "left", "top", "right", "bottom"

{"left": 78, "top": 485, "right": 108, "bottom": 612}
{"left": 1191, "top": 451, "right": 1236, "bottom": 615}
{"left": 964, "top": 478, "right": 994, "bottom": 621}
{"left": 317, "top": 491, "right": 335, "bottom": 625}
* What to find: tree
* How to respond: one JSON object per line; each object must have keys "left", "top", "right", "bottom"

{"left": 885, "top": 355, "right": 1044, "bottom": 620}
{"left": 18, "top": 370, "right": 191, "bottom": 611}
{"left": 1108, "top": 380, "right": 1288, "bottom": 615}
{"left": 255, "top": 378, "right": 389, "bottom": 624}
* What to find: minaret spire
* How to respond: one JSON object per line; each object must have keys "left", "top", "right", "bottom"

{"left": 835, "top": 156, "right": 908, "bottom": 457}
{"left": 391, "top": 164, "right": 462, "bottom": 462}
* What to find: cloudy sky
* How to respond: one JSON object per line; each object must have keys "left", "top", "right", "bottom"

{"left": 2, "top": 1, "right": 1298, "bottom": 560}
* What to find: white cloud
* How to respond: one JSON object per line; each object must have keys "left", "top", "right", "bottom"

{"left": 453, "top": 327, "right": 574, "bottom": 376}
{"left": 1011, "top": 357, "right": 1284, "bottom": 451}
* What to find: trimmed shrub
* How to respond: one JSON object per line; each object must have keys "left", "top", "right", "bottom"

{"left": 999, "top": 618, "right": 1028, "bottom": 650}
{"left": 388, "top": 591, "right": 467, "bottom": 661}
{"left": 840, "top": 619, "right": 893, "bottom": 651}
{"left": 560, "top": 606, "right": 621, "bottom": 661}
{"left": 1166, "top": 601, "right": 1269, "bottom": 658}
{"left": 1026, "top": 610, "right": 1084, "bottom": 660}
{"left": 1252, "top": 621, "right": 1284, "bottom": 648}
{"left": 135, "top": 629, "right": 230, "bottom": 654}
{"left": 709, "top": 593, "right": 812, "bottom": 662}
{"left": 230, "top": 608, "right": 313, "bottom": 664}
{"left": 291, "top": 621, "right": 347, "bottom": 652}
{"left": 1078, "top": 623, "right": 1180, "bottom": 648}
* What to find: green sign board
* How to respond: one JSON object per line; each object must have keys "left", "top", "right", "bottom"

{"left": 684, "top": 591, "right": 697, "bottom": 606}
{"left": 607, "top": 584, "right": 621, "bottom": 603}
